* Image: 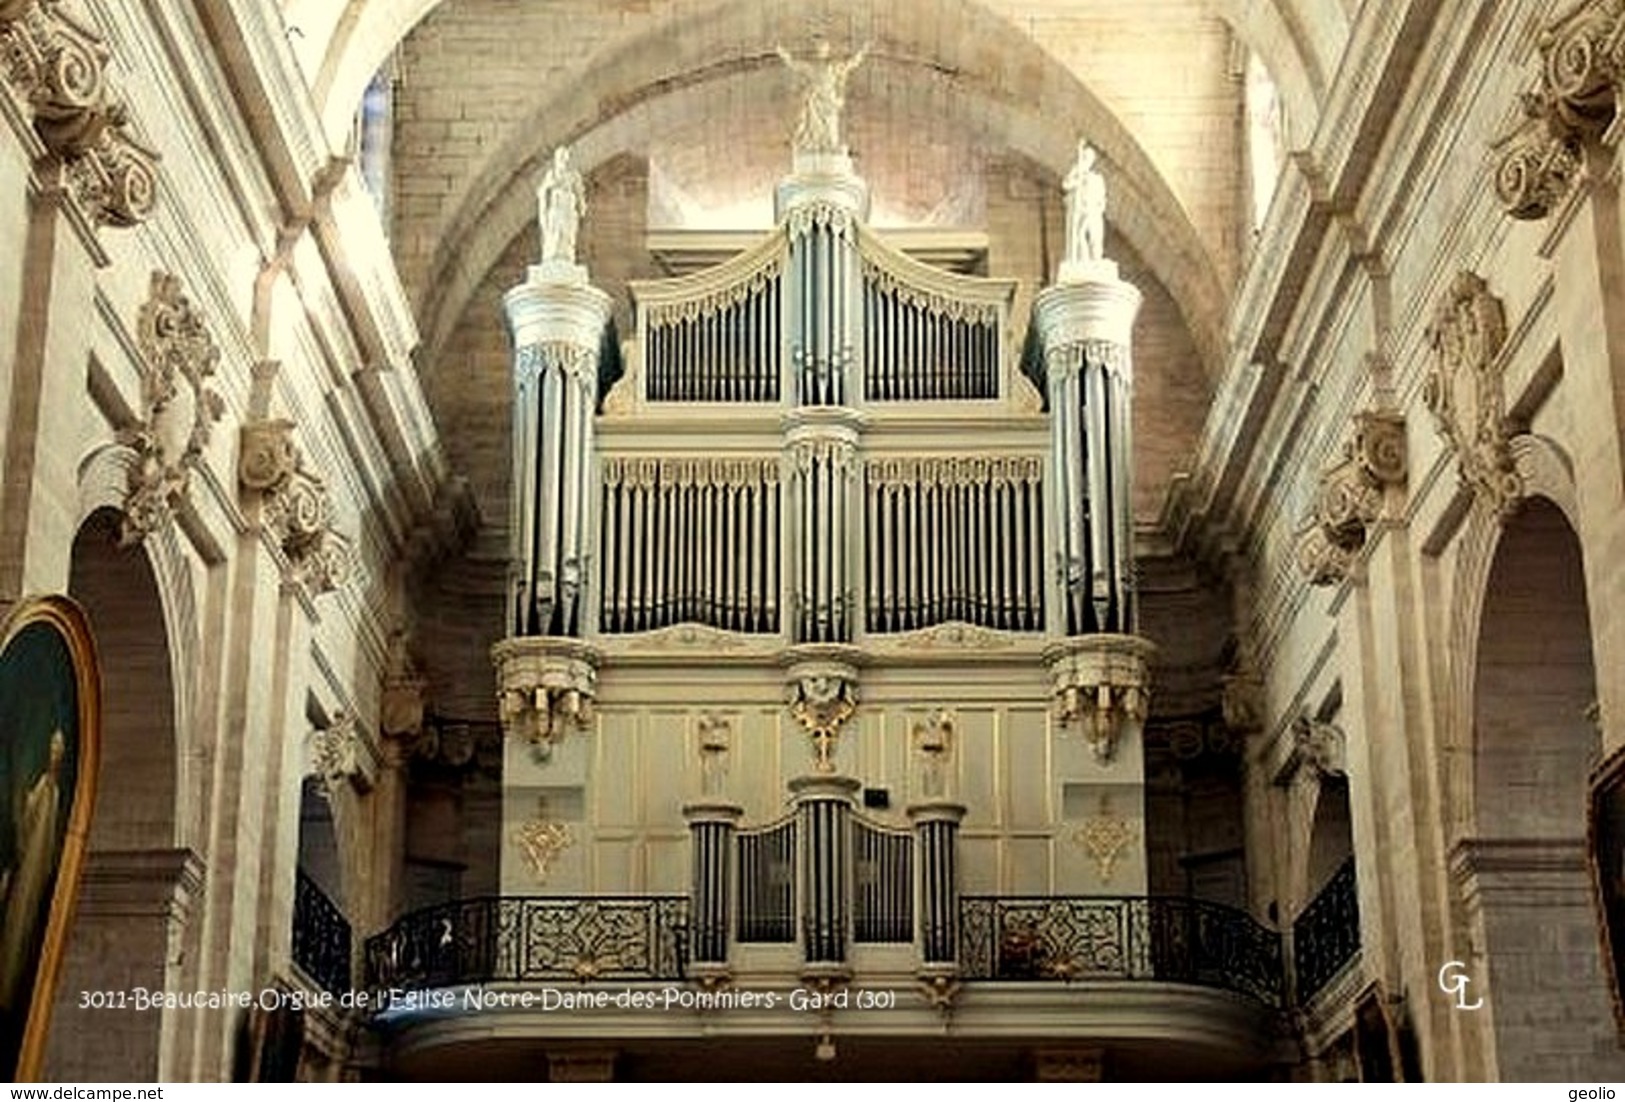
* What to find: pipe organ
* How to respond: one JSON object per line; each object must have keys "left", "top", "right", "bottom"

{"left": 499, "top": 147, "right": 1156, "bottom": 952}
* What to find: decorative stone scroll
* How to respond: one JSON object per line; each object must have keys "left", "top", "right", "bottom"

{"left": 238, "top": 418, "right": 353, "bottom": 594}
{"left": 1295, "top": 410, "right": 1407, "bottom": 586}
{"left": 785, "top": 659, "right": 859, "bottom": 773}
{"left": 1423, "top": 272, "right": 1521, "bottom": 517}
{"left": 0, "top": 0, "right": 159, "bottom": 226}
{"left": 1492, "top": 0, "right": 1625, "bottom": 220}
{"left": 118, "top": 272, "right": 224, "bottom": 545}
{"left": 492, "top": 637, "right": 599, "bottom": 757}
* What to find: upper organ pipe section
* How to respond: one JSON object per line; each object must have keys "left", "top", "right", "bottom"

{"left": 501, "top": 156, "right": 1136, "bottom": 647}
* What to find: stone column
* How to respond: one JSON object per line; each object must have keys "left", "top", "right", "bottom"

{"left": 789, "top": 774, "right": 861, "bottom": 976}
{"left": 908, "top": 800, "right": 965, "bottom": 970}
{"left": 682, "top": 800, "right": 743, "bottom": 976}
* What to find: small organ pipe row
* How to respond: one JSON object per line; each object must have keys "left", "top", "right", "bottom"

{"left": 787, "top": 436, "right": 856, "bottom": 643}
{"left": 598, "top": 456, "right": 780, "bottom": 634}
{"left": 510, "top": 340, "right": 596, "bottom": 637}
{"left": 852, "top": 816, "right": 913, "bottom": 943}
{"left": 644, "top": 257, "right": 782, "bottom": 403}
{"left": 736, "top": 815, "right": 796, "bottom": 943}
{"left": 1047, "top": 339, "right": 1134, "bottom": 634}
{"left": 864, "top": 455, "right": 1045, "bottom": 633}
{"left": 861, "top": 263, "right": 1000, "bottom": 401}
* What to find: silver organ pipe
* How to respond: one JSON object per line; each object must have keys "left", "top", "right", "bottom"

{"left": 507, "top": 334, "right": 602, "bottom": 639}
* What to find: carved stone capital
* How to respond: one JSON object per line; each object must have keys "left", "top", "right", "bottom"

{"left": 1296, "top": 409, "right": 1406, "bottom": 586}
{"left": 1423, "top": 272, "right": 1521, "bottom": 517}
{"left": 118, "top": 272, "right": 223, "bottom": 545}
{"left": 1492, "top": 0, "right": 1625, "bottom": 220}
{"left": 492, "top": 637, "right": 600, "bottom": 756}
{"left": 1044, "top": 634, "right": 1155, "bottom": 764}
{"left": 0, "top": 0, "right": 159, "bottom": 227}
{"left": 239, "top": 418, "right": 354, "bottom": 596}
{"left": 308, "top": 713, "right": 376, "bottom": 796}
{"left": 1276, "top": 715, "right": 1346, "bottom": 784}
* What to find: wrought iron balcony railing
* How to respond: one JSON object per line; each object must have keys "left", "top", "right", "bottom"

{"left": 1292, "top": 856, "right": 1360, "bottom": 1003}
{"left": 959, "top": 895, "right": 1285, "bottom": 1006}
{"left": 365, "top": 896, "right": 689, "bottom": 993}
{"left": 293, "top": 869, "right": 353, "bottom": 996}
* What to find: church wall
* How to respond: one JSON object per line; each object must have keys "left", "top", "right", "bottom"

{"left": 1200, "top": 0, "right": 1625, "bottom": 1081}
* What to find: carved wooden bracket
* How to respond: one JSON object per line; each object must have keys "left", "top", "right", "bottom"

{"left": 492, "top": 637, "right": 599, "bottom": 757}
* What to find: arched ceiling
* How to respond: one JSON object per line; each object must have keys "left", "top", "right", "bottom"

{"left": 276, "top": 0, "right": 1360, "bottom": 380}
{"left": 289, "top": 0, "right": 1348, "bottom": 150}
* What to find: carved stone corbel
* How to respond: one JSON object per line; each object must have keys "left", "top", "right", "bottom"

{"left": 239, "top": 418, "right": 354, "bottom": 595}
{"left": 492, "top": 637, "right": 599, "bottom": 757}
{"left": 1045, "top": 635, "right": 1155, "bottom": 764}
{"left": 309, "top": 713, "right": 377, "bottom": 797}
{"left": 1295, "top": 410, "right": 1407, "bottom": 586}
{"left": 1275, "top": 715, "right": 1347, "bottom": 785}
{"left": 118, "top": 272, "right": 224, "bottom": 545}
{"left": 1423, "top": 272, "right": 1521, "bottom": 518}
{"left": 0, "top": 0, "right": 159, "bottom": 226}
{"left": 1492, "top": 0, "right": 1625, "bottom": 220}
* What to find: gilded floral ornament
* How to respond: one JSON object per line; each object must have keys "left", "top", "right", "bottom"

{"left": 1074, "top": 795, "right": 1135, "bottom": 883}
{"left": 118, "top": 272, "right": 224, "bottom": 545}
{"left": 787, "top": 663, "right": 859, "bottom": 773}
{"left": 1423, "top": 272, "right": 1521, "bottom": 517}
{"left": 513, "top": 815, "right": 573, "bottom": 884}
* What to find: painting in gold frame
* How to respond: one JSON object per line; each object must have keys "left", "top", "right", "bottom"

{"left": 1587, "top": 742, "right": 1625, "bottom": 1037}
{"left": 0, "top": 596, "right": 100, "bottom": 1082}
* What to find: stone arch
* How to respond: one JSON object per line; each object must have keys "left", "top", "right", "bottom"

{"left": 410, "top": 0, "right": 1230, "bottom": 380}
{"left": 42, "top": 502, "right": 199, "bottom": 1081}
{"left": 1447, "top": 477, "right": 1624, "bottom": 1080}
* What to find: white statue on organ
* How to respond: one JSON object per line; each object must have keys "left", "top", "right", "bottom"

{"left": 1063, "top": 139, "right": 1107, "bottom": 268}
{"left": 776, "top": 39, "right": 871, "bottom": 155}
{"left": 536, "top": 145, "right": 586, "bottom": 268}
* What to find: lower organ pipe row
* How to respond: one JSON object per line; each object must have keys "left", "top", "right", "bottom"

{"left": 865, "top": 455, "right": 1045, "bottom": 633}
{"left": 599, "top": 456, "right": 781, "bottom": 634}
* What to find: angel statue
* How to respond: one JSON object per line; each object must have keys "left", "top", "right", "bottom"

{"left": 776, "top": 39, "right": 871, "bottom": 155}
{"left": 1063, "top": 139, "right": 1107, "bottom": 265}
{"left": 536, "top": 145, "right": 586, "bottom": 265}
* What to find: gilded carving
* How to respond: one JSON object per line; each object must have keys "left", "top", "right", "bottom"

{"left": 1423, "top": 272, "right": 1521, "bottom": 517}
{"left": 912, "top": 710, "right": 953, "bottom": 798}
{"left": 787, "top": 663, "right": 858, "bottom": 773}
{"left": 1073, "top": 795, "right": 1134, "bottom": 883}
{"left": 118, "top": 272, "right": 224, "bottom": 545}
{"left": 0, "top": 0, "right": 159, "bottom": 226}
{"left": 512, "top": 815, "right": 574, "bottom": 884}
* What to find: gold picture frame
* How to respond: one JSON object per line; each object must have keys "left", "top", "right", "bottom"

{"left": 1587, "top": 741, "right": 1625, "bottom": 1038}
{"left": 0, "top": 595, "right": 101, "bottom": 1082}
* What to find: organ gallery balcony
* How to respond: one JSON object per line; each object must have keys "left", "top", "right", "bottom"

{"left": 361, "top": 891, "right": 1289, "bottom": 1080}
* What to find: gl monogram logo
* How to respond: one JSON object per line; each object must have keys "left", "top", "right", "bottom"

{"left": 1438, "top": 960, "right": 1484, "bottom": 1010}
